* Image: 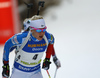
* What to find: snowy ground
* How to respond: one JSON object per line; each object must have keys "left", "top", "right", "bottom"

{"left": 1, "top": 0, "right": 100, "bottom": 78}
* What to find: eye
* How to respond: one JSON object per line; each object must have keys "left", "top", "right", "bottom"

{"left": 36, "top": 30, "right": 42, "bottom": 32}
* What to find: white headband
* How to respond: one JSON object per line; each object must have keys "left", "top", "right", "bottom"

{"left": 23, "top": 19, "right": 46, "bottom": 30}
{"left": 30, "top": 19, "right": 46, "bottom": 28}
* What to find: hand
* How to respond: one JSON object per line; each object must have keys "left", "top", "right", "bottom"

{"left": 42, "top": 58, "right": 51, "bottom": 70}
{"left": 53, "top": 56, "right": 61, "bottom": 68}
{"left": 2, "top": 64, "right": 10, "bottom": 78}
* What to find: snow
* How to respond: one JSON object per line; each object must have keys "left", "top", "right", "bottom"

{"left": 1, "top": 0, "right": 100, "bottom": 78}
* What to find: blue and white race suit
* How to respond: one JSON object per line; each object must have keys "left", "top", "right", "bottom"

{"left": 3, "top": 31, "right": 54, "bottom": 78}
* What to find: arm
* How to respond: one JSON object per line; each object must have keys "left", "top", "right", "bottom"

{"left": 3, "top": 34, "right": 22, "bottom": 62}
{"left": 3, "top": 39, "right": 16, "bottom": 62}
{"left": 47, "top": 33, "right": 61, "bottom": 69}
{"left": 3, "top": 31, "right": 27, "bottom": 62}
{"left": 2, "top": 37, "right": 16, "bottom": 78}
{"left": 2, "top": 34, "right": 23, "bottom": 78}
{"left": 42, "top": 34, "right": 54, "bottom": 70}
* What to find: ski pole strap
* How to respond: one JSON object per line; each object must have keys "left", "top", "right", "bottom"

{"left": 46, "top": 70, "right": 51, "bottom": 78}
{"left": 20, "top": 31, "right": 31, "bottom": 50}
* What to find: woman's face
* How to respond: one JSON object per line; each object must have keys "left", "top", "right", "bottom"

{"left": 31, "top": 29, "right": 45, "bottom": 41}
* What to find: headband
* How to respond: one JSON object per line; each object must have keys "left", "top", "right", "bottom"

{"left": 30, "top": 19, "right": 46, "bottom": 28}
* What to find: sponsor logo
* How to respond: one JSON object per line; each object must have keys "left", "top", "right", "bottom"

{"left": 31, "top": 65, "right": 40, "bottom": 71}
{"left": 32, "top": 48, "right": 43, "bottom": 51}
{"left": 18, "top": 65, "right": 31, "bottom": 71}
{"left": 21, "top": 59, "right": 41, "bottom": 65}
{"left": 28, "top": 43, "right": 47, "bottom": 48}
{"left": 41, "top": 25, "right": 45, "bottom": 27}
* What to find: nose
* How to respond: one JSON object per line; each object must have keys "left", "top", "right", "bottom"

{"left": 39, "top": 31, "right": 45, "bottom": 34}
{"left": 41, "top": 31, "right": 44, "bottom": 33}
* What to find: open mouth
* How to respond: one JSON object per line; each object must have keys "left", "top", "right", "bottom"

{"left": 39, "top": 36, "right": 43, "bottom": 38}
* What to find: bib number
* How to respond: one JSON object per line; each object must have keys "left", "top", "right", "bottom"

{"left": 32, "top": 54, "right": 38, "bottom": 60}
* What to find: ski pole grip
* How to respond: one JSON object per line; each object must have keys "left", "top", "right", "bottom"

{"left": 38, "top": 1, "right": 45, "bottom": 7}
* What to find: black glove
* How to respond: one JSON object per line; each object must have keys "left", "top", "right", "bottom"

{"left": 2, "top": 64, "right": 10, "bottom": 78}
{"left": 42, "top": 58, "right": 51, "bottom": 70}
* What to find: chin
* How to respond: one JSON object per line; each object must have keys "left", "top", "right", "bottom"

{"left": 38, "top": 38, "right": 43, "bottom": 41}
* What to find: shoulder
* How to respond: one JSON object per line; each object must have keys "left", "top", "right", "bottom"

{"left": 15, "top": 31, "right": 28, "bottom": 38}
{"left": 45, "top": 31, "right": 54, "bottom": 38}
{"left": 11, "top": 31, "right": 28, "bottom": 44}
{"left": 45, "top": 31, "right": 54, "bottom": 44}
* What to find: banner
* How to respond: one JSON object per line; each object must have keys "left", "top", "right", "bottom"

{"left": 0, "top": 0, "right": 20, "bottom": 44}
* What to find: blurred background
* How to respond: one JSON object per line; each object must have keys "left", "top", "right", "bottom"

{"left": 0, "top": 0, "right": 100, "bottom": 78}
{"left": 0, "top": 0, "right": 61, "bottom": 44}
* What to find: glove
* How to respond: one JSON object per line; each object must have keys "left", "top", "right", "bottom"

{"left": 42, "top": 58, "right": 51, "bottom": 70}
{"left": 2, "top": 64, "right": 10, "bottom": 78}
{"left": 53, "top": 55, "right": 61, "bottom": 68}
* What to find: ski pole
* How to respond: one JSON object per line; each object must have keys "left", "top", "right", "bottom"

{"left": 54, "top": 68, "right": 57, "bottom": 78}
{"left": 37, "top": 1, "right": 45, "bottom": 15}
{"left": 24, "top": 2, "right": 33, "bottom": 18}
{"left": 46, "top": 70, "right": 51, "bottom": 78}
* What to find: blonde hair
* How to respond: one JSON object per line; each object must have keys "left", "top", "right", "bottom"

{"left": 30, "top": 15, "right": 43, "bottom": 21}
{"left": 23, "top": 18, "right": 31, "bottom": 23}
{"left": 23, "top": 15, "right": 43, "bottom": 23}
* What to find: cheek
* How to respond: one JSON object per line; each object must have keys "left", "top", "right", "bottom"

{"left": 35, "top": 32, "right": 40, "bottom": 36}
{"left": 35, "top": 32, "right": 45, "bottom": 37}
{"left": 43, "top": 32, "right": 45, "bottom": 35}
{"left": 31, "top": 30, "right": 35, "bottom": 33}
